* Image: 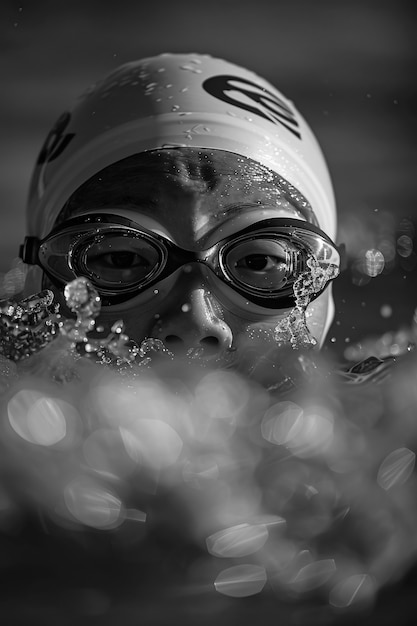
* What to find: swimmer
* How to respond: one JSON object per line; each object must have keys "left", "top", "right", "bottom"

{"left": 19, "top": 53, "right": 341, "bottom": 369}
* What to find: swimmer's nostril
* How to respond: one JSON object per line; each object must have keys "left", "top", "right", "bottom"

{"left": 199, "top": 336, "right": 220, "bottom": 348}
{"left": 164, "top": 335, "right": 184, "bottom": 347}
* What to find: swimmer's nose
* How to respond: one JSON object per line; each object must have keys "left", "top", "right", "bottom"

{"left": 150, "top": 288, "right": 233, "bottom": 356}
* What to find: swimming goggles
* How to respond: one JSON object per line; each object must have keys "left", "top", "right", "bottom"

{"left": 20, "top": 213, "right": 341, "bottom": 308}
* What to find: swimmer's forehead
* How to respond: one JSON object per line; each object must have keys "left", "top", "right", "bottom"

{"left": 57, "top": 149, "right": 310, "bottom": 243}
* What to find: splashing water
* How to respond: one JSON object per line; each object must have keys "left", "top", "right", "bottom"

{"left": 274, "top": 257, "right": 339, "bottom": 349}
{"left": 0, "top": 289, "right": 60, "bottom": 361}
{"left": 61, "top": 277, "right": 148, "bottom": 366}
{"left": 0, "top": 277, "right": 173, "bottom": 378}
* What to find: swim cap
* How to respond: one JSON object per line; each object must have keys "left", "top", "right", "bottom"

{"left": 27, "top": 53, "right": 336, "bottom": 240}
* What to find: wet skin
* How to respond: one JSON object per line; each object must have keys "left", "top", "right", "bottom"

{"left": 53, "top": 148, "right": 333, "bottom": 368}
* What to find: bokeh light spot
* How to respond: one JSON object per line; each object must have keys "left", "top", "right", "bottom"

{"left": 182, "top": 455, "right": 220, "bottom": 487}
{"left": 8, "top": 390, "right": 72, "bottom": 446}
{"left": 120, "top": 419, "right": 183, "bottom": 470}
{"left": 64, "top": 477, "right": 124, "bottom": 529}
{"left": 83, "top": 428, "right": 135, "bottom": 476}
{"left": 206, "top": 523, "right": 269, "bottom": 558}
{"left": 329, "top": 573, "right": 376, "bottom": 608}
{"left": 364, "top": 249, "right": 385, "bottom": 277}
{"left": 290, "top": 559, "right": 336, "bottom": 592}
{"left": 377, "top": 447, "right": 416, "bottom": 491}
{"left": 91, "top": 380, "right": 172, "bottom": 426}
{"left": 8, "top": 389, "right": 45, "bottom": 442}
{"left": 195, "top": 371, "right": 249, "bottom": 420}
{"left": 289, "top": 407, "right": 334, "bottom": 458}
{"left": 397, "top": 234, "right": 413, "bottom": 258}
{"left": 26, "top": 397, "right": 68, "bottom": 445}
{"left": 380, "top": 304, "right": 392, "bottom": 318}
{"left": 261, "top": 401, "right": 304, "bottom": 445}
{"left": 214, "top": 564, "right": 267, "bottom": 597}
{"left": 261, "top": 402, "right": 334, "bottom": 457}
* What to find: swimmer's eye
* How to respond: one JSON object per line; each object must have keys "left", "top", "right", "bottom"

{"left": 81, "top": 235, "right": 161, "bottom": 287}
{"left": 236, "top": 253, "right": 286, "bottom": 273}
{"left": 224, "top": 238, "right": 299, "bottom": 291}
{"left": 90, "top": 251, "right": 150, "bottom": 270}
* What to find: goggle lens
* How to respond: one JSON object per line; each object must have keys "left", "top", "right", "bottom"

{"left": 72, "top": 232, "right": 163, "bottom": 290}
{"left": 224, "top": 237, "right": 300, "bottom": 293}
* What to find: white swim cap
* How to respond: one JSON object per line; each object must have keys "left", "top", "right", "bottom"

{"left": 27, "top": 53, "right": 336, "bottom": 240}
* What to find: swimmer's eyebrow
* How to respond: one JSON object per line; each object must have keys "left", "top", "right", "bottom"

{"left": 196, "top": 203, "right": 274, "bottom": 241}
{"left": 196, "top": 198, "right": 308, "bottom": 244}
{"left": 209, "top": 203, "right": 262, "bottom": 224}
{"left": 207, "top": 199, "right": 303, "bottom": 226}
{"left": 193, "top": 203, "right": 259, "bottom": 237}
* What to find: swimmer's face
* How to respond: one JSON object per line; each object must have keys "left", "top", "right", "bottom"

{"left": 53, "top": 149, "right": 333, "bottom": 369}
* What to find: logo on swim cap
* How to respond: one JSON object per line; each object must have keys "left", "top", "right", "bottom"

{"left": 203, "top": 75, "right": 301, "bottom": 139}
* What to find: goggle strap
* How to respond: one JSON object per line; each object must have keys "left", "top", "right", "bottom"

{"left": 20, "top": 236, "right": 41, "bottom": 266}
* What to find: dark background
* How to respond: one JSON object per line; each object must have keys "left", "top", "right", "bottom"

{"left": 1, "top": 0, "right": 416, "bottom": 359}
